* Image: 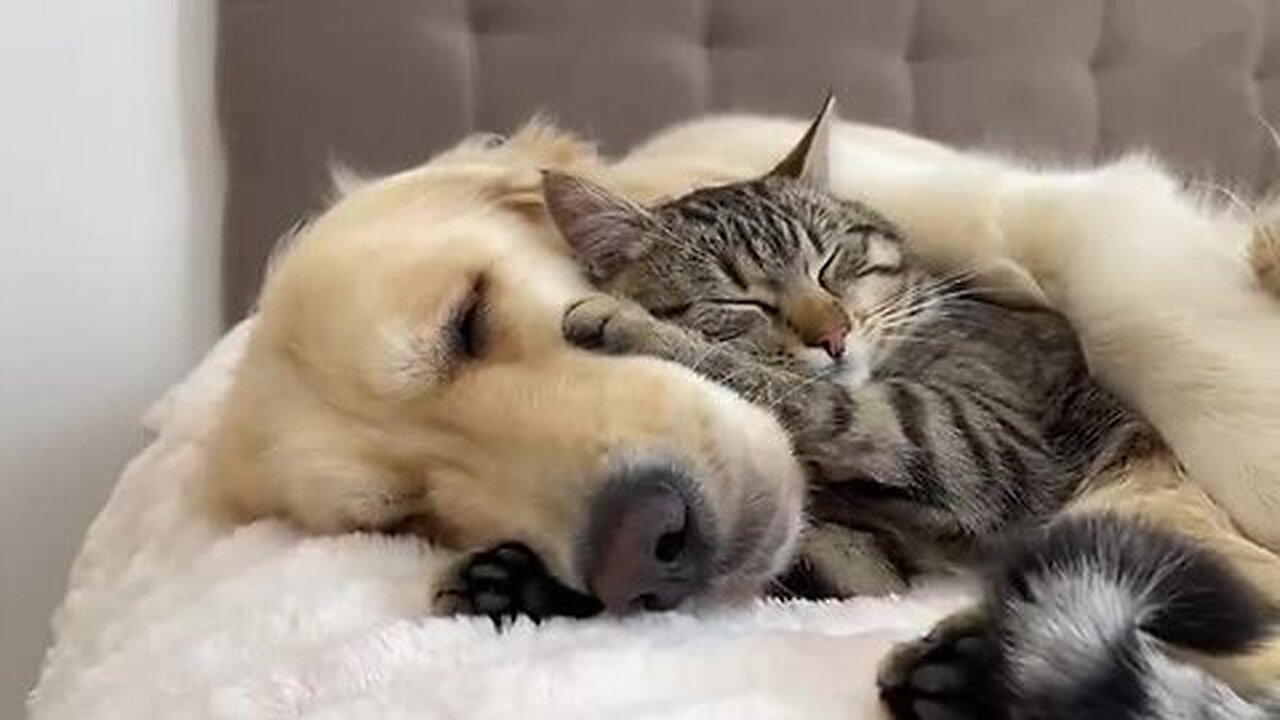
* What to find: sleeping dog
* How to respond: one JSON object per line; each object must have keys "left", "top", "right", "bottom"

{"left": 209, "top": 112, "right": 1280, "bottom": 718}
{"left": 207, "top": 125, "right": 806, "bottom": 618}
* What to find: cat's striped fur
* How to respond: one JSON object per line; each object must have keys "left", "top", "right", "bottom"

{"left": 549, "top": 169, "right": 1150, "bottom": 595}
{"left": 547, "top": 99, "right": 1280, "bottom": 718}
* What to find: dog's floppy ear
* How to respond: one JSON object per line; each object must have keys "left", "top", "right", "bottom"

{"left": 768, "top": 92, "right": 837, "bottom": 188}
{"left": 542, "top": 171, "right": 656, "bottom": 282}
{"left": 487, "top": 167, "right": 548, "bottom": 218}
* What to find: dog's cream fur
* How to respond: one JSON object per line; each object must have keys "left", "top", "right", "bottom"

{"left": 207, "top": 125, "right": 806, "bottom": 603}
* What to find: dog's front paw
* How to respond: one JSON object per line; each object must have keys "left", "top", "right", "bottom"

{"left": 563, "top": 294, "right": 659, "bottom": 355}
{"left": 878, "top": 611, "right": 1000, "bottom": 720}
{"left": 434, "top": 542, "right": 602, "bottom": 624}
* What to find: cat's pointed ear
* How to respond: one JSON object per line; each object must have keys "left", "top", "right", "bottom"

{"left": 769, "top": 93, "right": 837, "bottom": 187}
{"left": 542, "top": 171, "right": 654, "bottom": 282}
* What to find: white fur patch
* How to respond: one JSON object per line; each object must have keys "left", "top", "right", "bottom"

{"left": 1003, "top": 565, "right": 1138, "bottom": 694}
{"left": 1141, "top": 651, "right": 1271, "bottom": 720}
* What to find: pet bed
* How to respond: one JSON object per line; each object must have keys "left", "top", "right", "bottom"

{"left": 28, "top": 321, "right": 967, "bottom": 719}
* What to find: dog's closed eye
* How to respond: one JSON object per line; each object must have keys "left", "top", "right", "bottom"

{"left": 447, "top": 276, "right": 489, "bottom": 361}
{"left": 373, "top": 275, "right": 493, "bottom": 395}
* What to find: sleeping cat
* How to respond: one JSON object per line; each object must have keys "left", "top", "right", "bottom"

{"left": 526, "top": 103, "right": 1280, "bottom": 720}
{"left": 544, "top": 103, "right": 1151, "bottom": 598}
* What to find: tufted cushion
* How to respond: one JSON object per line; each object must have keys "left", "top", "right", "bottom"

{"left": 219, "top": 0, "right": 1280, "bottom": 320}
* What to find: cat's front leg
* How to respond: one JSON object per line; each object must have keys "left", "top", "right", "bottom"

{"left": 562, "top": 294, "right": 684, "bottom": 357}
{"left": 772, "top": 523, "right": 907, "bottom": 599}
{"left": 564, "top": 294, "right": 812, "bottom": 417}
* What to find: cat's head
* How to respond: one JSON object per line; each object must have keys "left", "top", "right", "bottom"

{"left": 545, "top": 97, "right": 934, "bottom": 380}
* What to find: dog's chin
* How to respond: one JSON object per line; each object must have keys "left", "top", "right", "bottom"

{"left": 687, "top": 385, "right": 807, "bottom": 612}
{"left": 699, "top": 519, "right": 802, "bottom": 610}
{"left": 685, "top": 579, "right": 772, "bottom": 613}
{"left": 698, "top": 461, "right": 805, "bottom": 611}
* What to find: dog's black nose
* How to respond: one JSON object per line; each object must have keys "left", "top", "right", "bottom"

{"left": 583, "top": 464, "right": 713, "bottom": 613}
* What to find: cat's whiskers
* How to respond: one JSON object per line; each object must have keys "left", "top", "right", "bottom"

{"left": 866, "top": 299, "right": 945, "bottom": 328}
{"left": 720, "top": 366, "right": 791, "bottom": 407}
{"left": 874, "top": 333, "right": 950, "bottom": 349}
{"left": 686, "top": 335, "right": 742, "bottom": 374}
{"left": 862, "top": 279, "right": 1001, "bottom": 351}
{"left": 759, "top": 363, "right": 846, "bottom": 414}
{"left": 867, "top": 282, "right": 989, "bottom": 329}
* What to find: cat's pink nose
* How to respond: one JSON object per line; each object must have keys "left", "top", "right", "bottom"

{"left": 817, "top": 327, "right": 848, "bottom": 359}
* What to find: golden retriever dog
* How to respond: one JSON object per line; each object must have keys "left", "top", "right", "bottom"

{"left": 207, "top": 125, "right": 806, "bottom": 617}
{"left": 208, "top": 108, "right": 1280, "bottom": 717}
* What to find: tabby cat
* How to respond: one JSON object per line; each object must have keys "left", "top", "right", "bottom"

{"left": 545, "top": 101, "right": 1149, "bottom": 597}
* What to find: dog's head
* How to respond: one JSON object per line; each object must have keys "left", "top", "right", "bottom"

{"left": 209, "top": 123, "right": 806, "bottom": 612}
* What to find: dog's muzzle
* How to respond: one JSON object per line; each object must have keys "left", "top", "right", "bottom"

{"left": 580, "top": 463, "right": 715, "bottom": 613}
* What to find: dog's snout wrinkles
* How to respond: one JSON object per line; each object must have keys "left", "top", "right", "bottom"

{"left": 585, "top": 465, "right": 713, "bottom": 613}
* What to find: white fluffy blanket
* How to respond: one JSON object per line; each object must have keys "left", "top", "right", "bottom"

{"left": 28, "top": 323, "right": 971, "bottom": 720}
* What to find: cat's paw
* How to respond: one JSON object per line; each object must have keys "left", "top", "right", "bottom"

{"left": 563, "top": 294, "right": 660, "bottom": 354}
{"left": 433, "top": 542, "right": 602, "bottom": 624}
{"left": 877, "top": 611, "right": 1000, "bottom": 720}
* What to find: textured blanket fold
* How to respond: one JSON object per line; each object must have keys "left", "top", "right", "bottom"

{"left": 28, "top": 323, "right": 970, "bottom": 720}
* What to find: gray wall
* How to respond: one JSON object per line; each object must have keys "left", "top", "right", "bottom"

{"left": 0, "top": 1, "right": 224, "bottom": 716}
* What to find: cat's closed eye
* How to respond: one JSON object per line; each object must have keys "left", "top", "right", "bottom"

{"left": 818, "top": 230, "right": 904, "bottom": 294}
{"left": 704, "top": 298, "right": 779, "bottom": 316}
{"left": 817, "top": 249, "right": 845, "bottom": 292}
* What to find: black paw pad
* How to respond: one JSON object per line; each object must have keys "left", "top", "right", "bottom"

{"left": 878, "top": 621, "right": 1001, "bottom": 720}
{"left": 446, "top": 543, "right": 603, "bottom": 625}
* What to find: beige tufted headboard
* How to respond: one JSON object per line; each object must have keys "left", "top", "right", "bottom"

{"left": 218, "top": 0, "right": 1280, "bottom": 322}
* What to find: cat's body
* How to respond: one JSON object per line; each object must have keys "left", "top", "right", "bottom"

{"left": 545, "top": 100, "right": 1280, "bottom": 718}
{"left": 548, "top": 170, "right": 1148, "bottom": 597}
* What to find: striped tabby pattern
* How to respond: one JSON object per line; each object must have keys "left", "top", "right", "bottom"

{"left": 549, "top": 171, "right": 1152, "bottom": 596}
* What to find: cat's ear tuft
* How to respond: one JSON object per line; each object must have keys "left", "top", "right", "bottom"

{"left": 542, "top": 171, "right": 654, "bottom": 282}
{"left": 769, "top": 92, "right": 837, "bottom": 188}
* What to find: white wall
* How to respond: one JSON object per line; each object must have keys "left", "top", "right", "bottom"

{"left": 0, "top": 1, "right": 224, "bottom": 716}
